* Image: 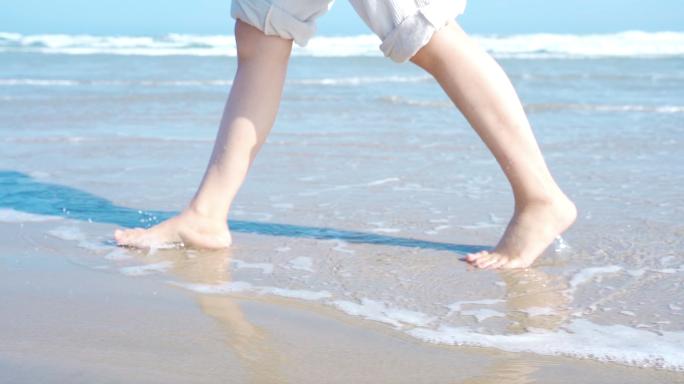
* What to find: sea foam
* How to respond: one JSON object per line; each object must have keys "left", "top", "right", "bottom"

{"left": 0, "top": 208, "right": 63, "bottom": 223}
{"left": 170, "top": 281, "right": 331, "bottom": 301}
{"left": 407, "top": 319, "right": 684, "bottom": 371}
{"left": 288, "top": 256, "right": 315, "bottom": 272}
{"left": 332, "top": 299, "right": 437, "bottom": 329}
{"left": 120, "top": 261, "right": 173, "bottom": 276}
{"left": 2, "top": 31, "right": 683, "bottom": 58}
{"left": 46, "top": 225, "right": 114, "bottom": 253}
{"left": 231, "top": 259, "right": 274, "bottom": 274}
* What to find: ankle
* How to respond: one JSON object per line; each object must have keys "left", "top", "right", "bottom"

{"left": 514, "top": 188, "right": 569, "bottom": 211}
{"left": 182, "top": 203, "right": 229, "bottom": 226}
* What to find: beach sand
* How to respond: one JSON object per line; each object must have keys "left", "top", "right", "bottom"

{"left": 2, "top": 34, "right": 684, "bottom": 382}
{"left": 2, "top": 222, "right": 681, "bottom": 383}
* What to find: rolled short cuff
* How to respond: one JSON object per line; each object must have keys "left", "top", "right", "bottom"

{"left": 379, "top": 0, "right": 466, "bottom": 63}
{"left": 231, "top": 0, "right": 318, "bottom": 47}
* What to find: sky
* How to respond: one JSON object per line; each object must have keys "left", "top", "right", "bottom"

{"left": 1, "top": 0, "right": 683, "bottom": 36}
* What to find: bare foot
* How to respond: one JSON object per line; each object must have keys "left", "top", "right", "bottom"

{"left": 114, "top": 210, "right": 232, "bottom": 249}
{"left": 466, "top": 194, "right": 577, "bottom": 269}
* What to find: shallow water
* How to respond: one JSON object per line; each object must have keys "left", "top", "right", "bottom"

{"left": 1, "top": 36, "right": 684, "bottom": 371}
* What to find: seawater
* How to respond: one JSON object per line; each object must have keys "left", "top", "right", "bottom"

{"left": 1, "top": 32, "right": 683, "bottom": 371}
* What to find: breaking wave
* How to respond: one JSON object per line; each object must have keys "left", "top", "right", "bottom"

{"left": 1, "top": 31, "right": 683, "bottom": 59}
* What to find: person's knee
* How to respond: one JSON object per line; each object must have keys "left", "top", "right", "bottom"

{"left": 410, "top": 21, "right": 463, "bottom": 73}
{"left": 235, "top": 20, "right": 292, "bottom": 64}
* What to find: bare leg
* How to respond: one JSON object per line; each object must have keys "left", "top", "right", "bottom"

{"left": 115, "top": 21, "right": 293, "bottom": 248}
{"left": 410, "top": 22, "right": 577, "bottom": 269}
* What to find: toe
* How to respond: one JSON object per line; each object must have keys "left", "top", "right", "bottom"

{"left": 487, "top": 257, "right": 509, "bottom": 270}
{"left": 116, "top": 228, "right": 144, "bottom": 245}
{"left": 114, "top": 229, "right": 133, "bottom": 245}
{"left": 475, "top": 254, "right": 498, "bottom": 269}
{"left": 466, "top": 251, "right": 487, "bottom": 262}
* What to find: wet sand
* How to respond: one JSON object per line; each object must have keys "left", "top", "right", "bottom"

{"left": 1, "top": 222, "right": 681, "bottom": 383}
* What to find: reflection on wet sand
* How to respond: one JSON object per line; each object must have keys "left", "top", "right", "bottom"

{"left": 500, "top": 268, "right": 571, "bottom": 334}
{"left": 156, "top": 247, "right": 568, "bottom": 384}
{"left": 166, "top": 249, "right": 290, "bottom": 384}
{"left": 456, "top": 268, "right": 568, "bottom": 384}
{"left": 458, "top": 357, "right": 540, "bottom": 384}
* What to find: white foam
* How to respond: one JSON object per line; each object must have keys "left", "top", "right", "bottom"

{"left": 407, "top": 319, "right": 684, "bottom": 371}
{"left": 519, "top": 307, "right": 557, "bottom": 317}
{"left": 301, "top": 178, "right": 399, "bottom": 196}
{"left": 331, "top": 299, "right": 436, "bottom": 328}
{"left": 77, "top": 240, "right": 115, "bottom": 253}
{"left": 46, "top": 225, "right": 116, "bottom": 253}
{"left": 230, "top": 259, "right": 274, "bottom": 274}
{"left": 368, "top": 228, "right": 401, "bottom": 233}
{"left": 103, "top": 248, "right": 132, "bottom": 260}
{"left": 474, "top": 31, "right": 684, "bottom": 59}
{"left": 120, "top": 261, "right": 173, "bottom": 276}
{"left": 382, "top": 306, "right": 437, "bottom": 327}
{"left": 461, "top": 309, "right": 506, "bottom": 323}
{"left": 259, "top": 287, "right": 331, "bottom": 300}
{"left": 383, "top": 97, "right": 684, "bottom": 114}
{"left": 366, "top": 178, "right": 400, "bottom": 186}
{"left": 317, "top": 240, "right": 355, "bottom": 254}
{"left": 290, "top": 76, "right": 429, "bottom": 85}
{"left": 332, "top": 300, "right": 402, "bottom": 328}
{"left": 46, "top": 225, "right": 86, "bottom": 241}
{"left": 660, "top": 256, "right": 677, "bottom": 265}
{"left": 170, "top": 281, "right": 254, "bottom": 294}
{"left": 271, "top": 203, "right": 293, "bottom": 209}
{"left": 446, "top": 299, "right": 505, "bottom": 315}
{"left": 3, "top": 31, "right": 683, "bottom": 58}
{"left": 0, "top": 79, "right": 234, "bottom": 86}
{"left": 627, "top": 268, "right": 648, "bottom": 277}
{"left": 169, "top": 281, "right": 329, "bottom": 301}
{"left": 568, "top": 265, "right": 623, "bottom": 288}
{"left": 459, "top": 222, "right": 502, "bottom": 230}
{"left": 423, "top": 224, "right": 451, "bottom": 234}
{"left": 0, "top": 209, "right": 63, "bottom": 223}
{"left": 288, "top": 256, "right": 315, "bottom": 272}
{"left": 656, "top": 265, "right": 684, "bottom": 274}
{"left": 0, "top": 77, "right": 433, "bottom": 87}
{"left": 556, "top": 104, "right": 684, "bottom": 114}
{"left": 230, "top": 209, "right": 275, "bottom": 221}
{"left": 381, "top": 95, "right": 452, "bottom": 108}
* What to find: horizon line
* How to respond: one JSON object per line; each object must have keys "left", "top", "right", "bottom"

{"left": 2, "top": 30, "right": 684, "bottom": 38}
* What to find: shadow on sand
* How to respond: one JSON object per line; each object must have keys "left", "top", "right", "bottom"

{"left": 0, "top": 171, "right": 489, "bottom": 255}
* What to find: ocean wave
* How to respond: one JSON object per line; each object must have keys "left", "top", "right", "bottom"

{"left": 381, "top": 96, "right": 684, "bottom": 113}
{"left": 288, "top": 76, "right": 432, "bottom": 85}
{"left": 1, "top": 31, "right": 683, "bottom": 58}
{"left": 525, "top": 104, "right": 684, "bottom": 113}
{"left": 380, "top": 96, "right": 453, "bottom": 108}
{"left": 0, "top": 79, "right": 234, "bottom": 86}
{"left": 476, "top": 31, "right": 684, "bottom": 59}
{"left": 0, "top": 76, "right": 431, "bottom": 87}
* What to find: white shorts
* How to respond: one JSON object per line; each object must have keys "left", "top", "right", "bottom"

{"left": 231, "top": 0, "right": 466, "bottom": 63}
